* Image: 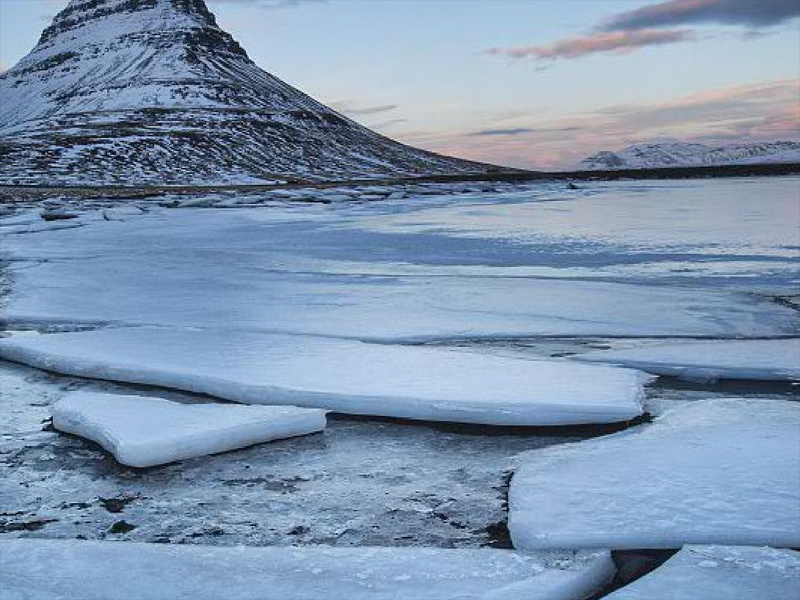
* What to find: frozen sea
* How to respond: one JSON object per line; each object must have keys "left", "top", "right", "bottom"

{"left": 1, "top": 176, "right": 798, "bottom": 558}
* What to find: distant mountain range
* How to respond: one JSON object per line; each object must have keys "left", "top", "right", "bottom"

{"left": 577, "top": 141, "right": 800, "bottom": 171}
{"left": 0, "top": 0, "right": 497, "bottom": 186}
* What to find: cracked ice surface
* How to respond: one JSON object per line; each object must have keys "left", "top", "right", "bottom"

{"left": 52, "top": 392, "right": 328, "bottom": 467}
{"left": 0, "top": 539, "right": 616, "bottom": 600}
{"left": 605, "top": 546, "right": 800, "bottom": 600}
{"left": 509, "top": 398, "right": 800, "bottom": 550}
{"left": 0, "top": 328, "right": 648, "bottom": 426}
{"left": 1, "top": 177, "right": 799, "bottom": 559}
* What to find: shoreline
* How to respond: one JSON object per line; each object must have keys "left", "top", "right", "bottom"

{"left": 1, "top": 162, "right": 798, "bottom": 202}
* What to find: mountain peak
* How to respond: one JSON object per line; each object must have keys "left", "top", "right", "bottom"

{"left": 578, "top": 140, "right": 800, "bottom": 171}
{"left": 0, "top": 0, "right": 491, "bottom": 185}
{"left": 34, "top": 0, "right": 224, "bottom": 59}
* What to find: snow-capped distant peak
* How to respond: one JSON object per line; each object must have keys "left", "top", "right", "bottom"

{"left": 578, "top": 140, "right": 800, "bottom": 171}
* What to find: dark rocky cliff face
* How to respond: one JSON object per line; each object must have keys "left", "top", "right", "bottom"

{"left": 0, "top": 0, "right": 493, "bottom": 185}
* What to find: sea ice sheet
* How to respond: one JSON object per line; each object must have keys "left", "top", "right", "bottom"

{"left": 52, "top": 392, "right": 328, "bottom": 468}
{"left": 2, "top": 206, "right": 795, "bottom": 341}
{"left": 509, "top": 398, "right": 800, "bottom": 550}
{"left": 605, "top": 545, "right": 800, "bottom": 600}
{"left": 0, "top": 327, "right": 648, "bottom": 426}
{"left": 0, "top": 539, "right": 616, "bottom": 600}
{"left": 579, "top": 338, "right": 800, "bottom": 382}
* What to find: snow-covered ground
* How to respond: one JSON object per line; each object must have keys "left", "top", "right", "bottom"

{"left": 0, "top": 176, "right": 798, "bottom": 596}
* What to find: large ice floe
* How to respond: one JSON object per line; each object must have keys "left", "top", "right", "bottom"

{"left": 605, "top": 545, "right": 800, "bottom": 600}
{"left": 52, "top": 392, "right": 327, "bottom": 468}
{"left": 0, "top": 540, "right": 616, "bottom": 600}
{"left": 579, "top": 338, "right": 800, "bottom": 382}
{"left": 509, "top": 398, "right": 800, "bottom": 550}
{"left": 0, "top": 328, "right": 648, "bottom": 426}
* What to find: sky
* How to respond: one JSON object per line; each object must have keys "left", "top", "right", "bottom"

{"left": 0, "top": 0, "right": 798, "bottom": 169}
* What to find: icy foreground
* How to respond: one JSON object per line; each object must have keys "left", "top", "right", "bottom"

{"left": 0, "top": 360, "right": 578, "bottom": 548}
{"left": 579, "top": 338, "right": 800, "bottom": 382}
{"left": 605, "top": 546, "right": 800, "bottom": 600}
{"left": 52, "top": 392, "right": 327, "bottom": 468}
{"left": 509, "top": 399, "right": 800, "bottom": 550}
{"left": 0, "top": 328, "right": 648, "bottom": 425}
{"left": 0, "top": 540, "right": 615, "bottom": 600}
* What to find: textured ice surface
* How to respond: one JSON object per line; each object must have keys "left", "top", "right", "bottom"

{"left": 0, "top": 539, "right": 615, "bottom": 600}
{"left": 579, "top": 338, "right": 800, "bottom": 382}
{"left": 0, "top": 328, "right": 648, "bottom": 425}
{"left": 1, "top": 178, "right": 799, "bottom": 564}
{"left": 605, "top": 545, "right": 800, "bottom": 600}
{"left": 52, "top": 392, "right": 327, "bottom": 468}
{"left": 509, "top": 398, "right": 800, "bottom": 550}
{"left": 2, "top": 196, "right": 796, "bottom": 340}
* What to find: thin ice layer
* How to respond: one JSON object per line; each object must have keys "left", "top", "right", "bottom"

{"left": 0, "top": 327, "right": 648, "bottom": 426}
{"left": 3, "top": 208, "right": 795, "bottom": 341}
{"left": 605, "top": 546, "right": 800, "bottom": 600}
{"left": 52, "top": 392, "right": 327, "bottom": 468}
{"left": 579, "top": 338, "right": 800, "bottom": 381}
{"left": 509, "top": 398, "right": 800, "bottom": 550}
{"left": 0, "top": 540, "right": 616, "bottom": 600}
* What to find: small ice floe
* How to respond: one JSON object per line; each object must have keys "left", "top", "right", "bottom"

{"left": 52, "top": 392, "right": 327, "bottom": 468}
{"left": 0, "top": 327, "right": 649, "bottom": 426}
{"left": 605, "top": 546, "right": 800, "bottom": 600}
{"left": 578, "top": 338, "right": 800, "bottom": 382}
{"left": 509, "top": 398, "right": 800, "bottom": 550}
{"left": 0, "top": 540, "right": 615, "bottom": 600}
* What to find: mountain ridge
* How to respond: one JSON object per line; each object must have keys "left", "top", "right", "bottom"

{"left": 0, "top": 0, "right": 499, "bottom": 185}
{"left": 578, "top": 140, "right": 800, "bottom": 171}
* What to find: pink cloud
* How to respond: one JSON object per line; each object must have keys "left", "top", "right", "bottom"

{"left": 485, "top": 28, "right": 695, "bottom": 61}
{"left": 394, "top": 79, "right": 800, "bottom": 170}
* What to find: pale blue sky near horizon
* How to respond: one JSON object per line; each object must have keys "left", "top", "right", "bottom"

{"left": 0, "top": 0, "right": 798, "bottom": 168}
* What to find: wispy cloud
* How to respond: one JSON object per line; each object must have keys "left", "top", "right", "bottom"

{"left": 329, "top": 102, "right": 399, "bottom": 116}
{"left": 486, "top": 0, "right": 799, "bottom": 64}
{"left": 486, "top": 28, "right": 694, "bottom": 61}
{"left": 369, "top": 117, "right": 410, "bottom": 131}
{"left": 603, "top": 0, "right": 800, "bottom": 32}
{"left": 468, "top": 126, "right": 580, "bottom": 137}
{"left": 468, "top": 127, "right": 534, "bottom": 137}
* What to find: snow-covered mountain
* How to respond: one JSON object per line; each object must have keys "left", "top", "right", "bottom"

{"left": 578, "top": 141, "right": 800, "bottom": 171}
{"left": 0, "top": 0, "right": 495, "bottom": 185}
